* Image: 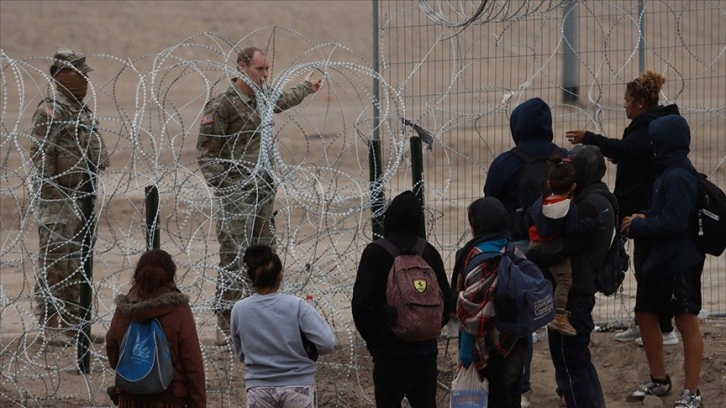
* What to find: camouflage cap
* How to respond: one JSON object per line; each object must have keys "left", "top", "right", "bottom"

{"left": 51, "top": 48, "right": 93, "bottom": 74}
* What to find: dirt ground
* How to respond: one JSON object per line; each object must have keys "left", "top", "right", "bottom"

{"left": 1, "top": 1, "right": 725, "bottom": 407}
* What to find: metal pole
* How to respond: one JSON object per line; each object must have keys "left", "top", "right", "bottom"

{"left": 562, "top": 0, "right": 580, "bottom": 104}
{"left": 409, "top": 136, "right": 426, "bottom": 239}
{"left": 638, "top": 0, "right": 646, "bottom": 73}
{"left": 76, "top": 168, "right": 96, "bottom": 373}
{"left": 145, "top": 185, "right": 160, "bottom": 250}
{"left": 370, "top": 0, "right": 384, "bottom": 239}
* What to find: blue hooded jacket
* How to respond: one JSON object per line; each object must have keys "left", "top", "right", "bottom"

{"left": 483, "top": 97, "right": 568, "bottom": 241}
{"left": 629, "top": 115, "right": 705, "bottom": 280}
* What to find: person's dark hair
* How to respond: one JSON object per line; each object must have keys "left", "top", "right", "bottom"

{"left": 243, "top": 244, "right": 282, "bottom": 289}
{"left": 237, "top": 47, "right": 264, "bottom": 65}
{"left": 547, "top": 156, "right": 576, "bottom": 195}
{"left": 626, "top": 70, "right": 666, "bottom": 108}
{"left": 133, "top": 249, "right": 176, "bottom": 298}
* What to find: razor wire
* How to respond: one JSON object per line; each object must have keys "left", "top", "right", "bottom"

{"left": 1, "top": 1, "right": 726, "bottom": 406}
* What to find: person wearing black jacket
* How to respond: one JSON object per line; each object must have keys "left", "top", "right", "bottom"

{"left": 527, "top": 145, "right": 613, "bottom": 408}
{"left": 621, "top": 115, "right": 705, "bottom": 407}
{"left": 566, "top": 70, "right": 679, "bottom": 344}
{"left": 352, "top": 191, "right": 451, "bottom": 408}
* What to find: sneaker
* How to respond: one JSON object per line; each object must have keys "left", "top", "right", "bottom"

{"left": 635, "top": 331, "right": 679, "bottom": 346}
{"left": 615, "top": 325, "right": 641, "bottom": 342}
{"left": 673, "top": 389, "right": 702, "bottom": 408}
{"left": 626, "top": 375, "right": 672, "bottom": 402}
{"left": 521, "top": 390, "right": 531, "bottom": 408}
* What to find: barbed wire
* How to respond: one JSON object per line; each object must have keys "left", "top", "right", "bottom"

{"left": 2, "top": 1, "right": 726, "bottom": 406}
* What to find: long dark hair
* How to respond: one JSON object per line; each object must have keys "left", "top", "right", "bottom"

{"left": 243, "top": 244, "right": 282, "bottom": 289}
{"left": 132, "top": 249, "right": 177, "bottom": 298}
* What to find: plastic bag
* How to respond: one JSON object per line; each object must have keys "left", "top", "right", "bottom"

{"left": 450, "top": 366, "right": 489, "bottom": 408}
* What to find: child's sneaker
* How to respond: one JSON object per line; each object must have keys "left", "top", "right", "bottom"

{"left": 614, "top": 325, "right": 641, "bottom": 342}
{"left": 673, "top": 389, "right": 702, "bottom": 408}
{"left": 626, "top": 375, "right": 672, "bottom": 402}
{"left": 548, "top": 310, "right": 577, "bottom": 336}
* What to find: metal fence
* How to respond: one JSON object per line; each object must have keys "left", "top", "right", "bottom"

{"left": 377, "top": 0, "right": 725, "bottom": 322}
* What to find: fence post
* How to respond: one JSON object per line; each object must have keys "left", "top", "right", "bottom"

{"left": 563, "top": 0, "right": 580, "bottom": 104}
{"left": 370, "top": 0, "right": 384, "bottom": 239}
{"left": 145, "top": 185, "right": 160, "bottom": 250}
{"left": 76, "top": 168, "right": 96, "bottom": 373}
{"left": 409, "top": 136, "right": 426, "bottom": 239}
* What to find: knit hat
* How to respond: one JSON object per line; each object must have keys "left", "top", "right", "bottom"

{"left": 467, "top": 197, "right": 509, "bottom": 237}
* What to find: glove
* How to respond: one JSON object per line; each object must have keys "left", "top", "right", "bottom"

{"left": 459, "top": 330, "right": 475, "bottom": 368}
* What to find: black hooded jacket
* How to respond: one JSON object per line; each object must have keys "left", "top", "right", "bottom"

{"left": 352, "top": 191, "right": 451, "bottom": 359}
{"left": 629, "top": 115, "right": 705, "bottom": 279}
{"left": 527, "top": 146, "right": 616, "bottom": 298}
{"left": 581, "top": 104, "right": 680, "bottom": 220}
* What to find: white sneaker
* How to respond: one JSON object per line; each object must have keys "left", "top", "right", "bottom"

{"left": 614, "top": 325, "right": 641, "bottom": 342}
{"left": 634, "top": 331, "right": 679, "bottom": 346}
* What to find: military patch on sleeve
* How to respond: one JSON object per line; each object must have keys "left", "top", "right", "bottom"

{"left": 201, "top": 115, "right": 214, "bottom": 125}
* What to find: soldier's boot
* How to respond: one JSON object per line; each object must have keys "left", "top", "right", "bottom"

{"left": 216, "top": 313, "right": 231, "bottom": 346}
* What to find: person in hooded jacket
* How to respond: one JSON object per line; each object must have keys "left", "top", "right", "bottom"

{"left": 482, "top": 96, "right": 567, "bottom": 406}
{"left": 621, "top": 115, "right": 705, "bottom": 408}
{"left": 566, "top": 69, "right": 679, "bottom": 345}
{"left": 526, "top": 145, "right": 613, "bottom": 408}
{"left": 352, "top": 191, "right": 452, "bottom": 408}
{"left": 454, "top": 197, "right": 528, "bottom": 407}
{"left": 106, "top": 249, "right": 206, "bottom": 408}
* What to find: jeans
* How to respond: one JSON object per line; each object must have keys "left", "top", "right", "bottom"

{"left": 548, "top": 297, "right": 605, "bottom": 408}
{"left": 512, "top": 239, "right": 533, "bottom": 395}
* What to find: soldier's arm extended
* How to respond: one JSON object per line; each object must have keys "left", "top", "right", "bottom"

{"left": 273, "top": 81, "right": 314, "bottom": 113}
{"left": 196, "top": 99, "right": 228, "bottom": 187}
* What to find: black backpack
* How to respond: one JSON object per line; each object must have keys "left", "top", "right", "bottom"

{"left": 511, "top": 145, "right": 561, "bottom": 237}
{"left": 689, "top": 169, "right": 726, "bottom": 256}
{"left": 594, "top": 191, "right": 629, "bottom": 296}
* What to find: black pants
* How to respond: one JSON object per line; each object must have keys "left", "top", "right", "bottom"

{"left": 481, "top": 338, "right": 528, "bottom": 408}
{"left": 548, "top": 297, "right": 606, "bottom": 408}
{"left": 373, "top": 353, "right": 438, "bottom": 408}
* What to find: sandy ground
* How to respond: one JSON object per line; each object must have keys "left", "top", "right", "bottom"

{"left": 1, "top": 1, "right": 725, "bottom": 407}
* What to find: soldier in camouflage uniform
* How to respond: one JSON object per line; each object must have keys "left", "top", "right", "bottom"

{"left": 30, "top": 49, "right": 109, "bottom": 344}
{"left": 197, "top": 47, "right": 322, "bottom": 344}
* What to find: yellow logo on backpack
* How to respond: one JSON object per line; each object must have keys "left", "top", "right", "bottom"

{"left": 413, "top": 279, "right": 427, "bottom": 293}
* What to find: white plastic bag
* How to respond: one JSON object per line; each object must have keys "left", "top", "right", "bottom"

{"left": 450, "top": 366, "right": 489, "bottom": 408}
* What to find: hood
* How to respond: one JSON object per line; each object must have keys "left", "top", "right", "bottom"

{"left": 115, "top": 291, "right": 189, "bottom": 322}
{"left": 649, "top": 115, "right": 692, "bottom": 172}
{"left": 383, "top": 191, "right": 423, "bottom": 236}
{"left": 468, "top": 197, "right": 509, "bottom": 237}
{"left": 569, "top": 145, "right": 606, "bottom": 195}
{"left": 509, "top": 97, "right": 554, "bottom": 145}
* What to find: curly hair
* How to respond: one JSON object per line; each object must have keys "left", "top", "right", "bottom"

{"left": 626, "top": 70, "right": 666, "bottom": 108}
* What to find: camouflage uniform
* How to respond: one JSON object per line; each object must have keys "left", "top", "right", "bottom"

{"left": 30, "top": 49, "right": 109, "bottom": 329}
{"left": 197, "top": 80, "right": 313, "bottom": 329}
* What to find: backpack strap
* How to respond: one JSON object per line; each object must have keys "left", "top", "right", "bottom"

{"left": 374, "top": 237, "right": 427, "bottom": 257}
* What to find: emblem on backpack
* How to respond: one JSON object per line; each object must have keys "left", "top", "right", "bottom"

{"left": 413, "top": 279, "right": 427, "bottom": 293}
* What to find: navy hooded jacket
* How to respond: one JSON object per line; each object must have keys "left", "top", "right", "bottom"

{"left": 352, "top": 191, "right": 452, "bottom": 359}
{"left": 629, "top": 115, "right": 705, "bottom": 280}
{"left": 483, "top": 97, "right": 568, "bottom": 241}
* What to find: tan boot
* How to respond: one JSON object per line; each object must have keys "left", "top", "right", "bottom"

{"left": 215, "top": 313, "right": 231, "bottom": 346}
{"left": 548, "top": 312, "right": 577, "bottom": 336}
